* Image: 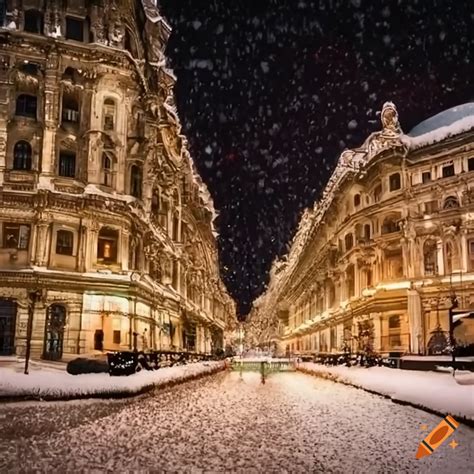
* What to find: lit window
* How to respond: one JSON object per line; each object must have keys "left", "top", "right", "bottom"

{"left": 16, "top": 94, "right": 37, "bottom": 119}
{"left": 97, "top": 228, "right": 118, "bottom": 263}
{"left": 58, "top": 151, "right": 76, "bottom": 178}
{"left": 56, "top": 230, "right": 74, "bottom": 256}
{"left": 13, "top": 141, "right": 32, "bottom": 170}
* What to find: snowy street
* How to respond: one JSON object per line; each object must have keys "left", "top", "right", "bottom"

{"left": 1, "top": 371, "right": 473, "bottom": 473}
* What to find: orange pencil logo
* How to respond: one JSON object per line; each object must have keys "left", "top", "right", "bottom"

{"left": 416, "top": 415, "right": 459, "bottom": 459}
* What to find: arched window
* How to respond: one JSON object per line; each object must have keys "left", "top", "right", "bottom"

{"left": 423, "top": 240, "right": 438, "bottom": 276}
{"left": 130, "top": 165, "right": 142, "bottom": 198}
{"left": 364, "top": 224, "right": 371, "bottom": 240}
{"left": 389, "top": 173, "right": 401, "bottom": 191}
{"left": 13, "top": 141, "right": 32, "bottom": 170}
{"left": 443, "top": 196, "right": 460, "bottom": 210}
{"left": 344, "top": 233, "right": 354, "bottom": 251}
{"left": 24, "top": 10, "right": 44, "bottom": 34}
{"left": 16, "top": 94, "right": 37, "bottom": 119}
{"left": 353, "top": 194, "right": 361, "bottom": 207}
{"left": 101, "top": 153, "right": 113, "bottom": 186}
{"left": 103, "top": 98, "right": 116, "bottom": 131}
{"left": 43, "top": 304, "right": 66, "bottom": 360}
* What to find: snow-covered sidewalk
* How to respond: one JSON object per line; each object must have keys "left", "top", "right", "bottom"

{"left": 0, "top": 361, "right": 226, "bottom": 401}
{"left": 297, "top": 362, "right": 474, "bottom": 423}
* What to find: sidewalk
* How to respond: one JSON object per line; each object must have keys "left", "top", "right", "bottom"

{"left": 297, "top": 362, "right": 474, "bottom": 425}
{"left": 0, "top": 361, "right": 226, "bottom": 401}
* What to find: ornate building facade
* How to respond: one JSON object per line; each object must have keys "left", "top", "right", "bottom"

{"left": 0, "top": 0, "right": 235, "bottom": 361}
{"left": 253, "top": 101, "right": 474, "bottom": 357}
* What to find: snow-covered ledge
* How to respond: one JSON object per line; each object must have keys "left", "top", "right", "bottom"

{"left": 297, "top": 362, "right": 474, "bottom": 424}
{"left": 0, "top": 361, "right": 226, "bottom": 401}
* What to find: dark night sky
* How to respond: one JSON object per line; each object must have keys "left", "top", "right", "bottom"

{"left": 160, "top": 0, "right": 473, "bottom": 317}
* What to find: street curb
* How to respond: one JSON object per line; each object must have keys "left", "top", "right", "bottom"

{"left": 297, "top": 366, "right": 474, "bottom": 428}
{"left": 0, "top": 363, "right": 227, "bottom": 403}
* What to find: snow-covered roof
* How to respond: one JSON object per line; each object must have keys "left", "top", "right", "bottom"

{"left": 403, "top": 102, "right": 474, "bottom": 150}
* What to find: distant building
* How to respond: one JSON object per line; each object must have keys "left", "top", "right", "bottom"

{"left": 255, "top": 101, "right": 474, "bottom": 356}
{"left": 0, "top": 1, "right": 235, "bottom": 360}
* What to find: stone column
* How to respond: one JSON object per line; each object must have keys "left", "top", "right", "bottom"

{"left": 121, "top": 229, "right": 129, "bottom": 271}
{"left": 436, "top": 240, "right": 444, "bottom": 275}
{"left": 372, "top": 313, "right": 383, "bottom": 352}
{"left": 41, "top": 53, "right": 60, "bottom": 176}
{"left": 460, "top": 229, "right": 468, "bottom": 273}
{"left": 85, "top": 225, "right": 99, "bottom": 272}
{"left": 34, "top": 222, "right": 51, "bottom": 266}
{"left": 407, "top": 288, "right": 422, "bottom": 354}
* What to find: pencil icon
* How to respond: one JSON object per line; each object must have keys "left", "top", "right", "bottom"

{"left": 416, "top": 415, "right": 459, "bottom": 459}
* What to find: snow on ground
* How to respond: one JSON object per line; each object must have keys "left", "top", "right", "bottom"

{"left": 0, "top": 361, "right": 225, "bottom": 399}
{"left": 0, "top": 371, "right": 473, "bottom": 473}
{"left": 297, "top": 363, "right": 474, "bottom": 422}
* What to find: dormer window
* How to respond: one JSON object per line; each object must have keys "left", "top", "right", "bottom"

{"left": 24, "top": 10, "right": 44, "bottom": 34}
{"left": 103, "top": 98, "right": 116, "bottom": 131}
{"left": 389, "top": 173, "right": 401, "bottom": 191}
{"left": 66, "top": 17, "right": 84, "bottom": 42}
{"left": 16, "top": 94, "right": 37, "bottom": 119}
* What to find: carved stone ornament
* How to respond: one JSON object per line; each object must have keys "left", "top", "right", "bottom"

{"left": 381, "top": 101, "right": 402, "bottom": 135}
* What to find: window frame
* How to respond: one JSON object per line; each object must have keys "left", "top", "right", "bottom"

{"left": 13, "top": 140, "right": 32, "bottom": 170}
{"left": 15, "top": 94, "right": 37, "bottom": 119}
{"left": 389, "top": 173, "right": 401, "bottom": 192}
{"left": 58, "top": 150, "right": 76, "bottom": 178}
{"left": 65, "top": 16, "right": 85, "bottom": 42}
{"left": 55, "top": 229, "right": 74, "bottom": 256}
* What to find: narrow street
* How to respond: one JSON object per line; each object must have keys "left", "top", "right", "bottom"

{"left": 0, "top": 371, "right": 472, "bottom": 473}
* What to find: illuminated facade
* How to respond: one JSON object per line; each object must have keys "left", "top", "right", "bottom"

{"left": 255, "top": 102, "right": 474, "bottom": 356}
{"left": 0, "top": 1, "right": 235, "bottom": 360}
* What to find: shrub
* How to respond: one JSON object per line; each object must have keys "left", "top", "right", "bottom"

{"left": 67, "top": 357, "right": 109, "bottom": 375}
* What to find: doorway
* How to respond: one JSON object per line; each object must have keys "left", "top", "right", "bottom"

{"left": 0, "top": 299, "right": 17, "bottom": 355}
